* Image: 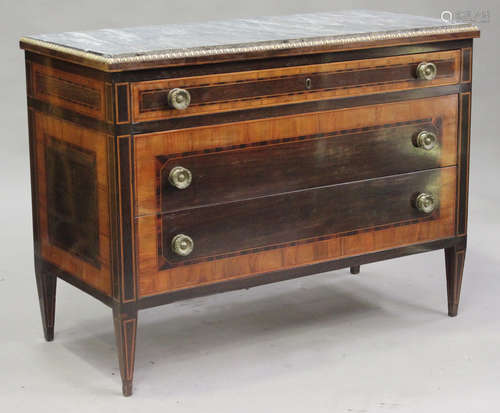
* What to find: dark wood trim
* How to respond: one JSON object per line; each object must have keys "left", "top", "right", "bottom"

{"left": 116, "top": 39, "right": 473, "bottom": 82}
{"left": 27, "top": 108, "right": 41, "bottom": 256}
{"left": 37, "top": 258, "right": 113, "bottom": 307}
{"left": 119, "top": 83, "right": 470, "bottom": 135}
{"left": 105, "top": 83, "right": 114, "bottom": 123}
{"left": 115, "top": 83, "right": 130, "bottom": 124}
{"left": 117, "top": 136, "right": 137, "bottom": 303}
{"left": 461, "top": 47, "right": 472, "bottom": 83}
{"left": 28, "top": 97, "right": 113, "bottom": 133}
{"left": 26, "top": 59, "right": 34, "bottom": 96}
{"left": 457, "top": 92, "right": 471, "bottom": 235}
{"left": 138, "top": 236, "right": 465, "bottom": 309}
{"left": 107, "top": 135, "right": 122, "bottom": 301}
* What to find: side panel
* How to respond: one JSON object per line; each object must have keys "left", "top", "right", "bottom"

{"left": 30, "top": 110, "right": 113, "bottom": 295}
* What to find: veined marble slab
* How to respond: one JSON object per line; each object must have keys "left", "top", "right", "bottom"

{"left": 20, "top": 10, "right": 478, "bottom": 70}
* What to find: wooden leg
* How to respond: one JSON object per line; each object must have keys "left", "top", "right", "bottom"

{"left": 35, "top": 263, "right": 57, "bottom": 342}
{"left": 445, "top": 244, "right": 466, "bottom": 317}
{"left": 113, "top": 305, "right": 138, "bottom": 397}
{"left": 350, "top": 265, "right": 360, "bottom": 275}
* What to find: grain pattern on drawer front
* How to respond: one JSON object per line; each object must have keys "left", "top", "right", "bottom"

{"left": 131, "top": 50, "right": 460, "bottom": 122}
{"left": 135, "top": 94, "right": 458, "bottom": 216}
{"left": 159, "top": 121, "right": 442, "bottom": 213}
{"left": 137, "top": 167, "right": 456, "bottom": 296}
{"left": 161, "top": 168, "right": 445, "bottom": 266}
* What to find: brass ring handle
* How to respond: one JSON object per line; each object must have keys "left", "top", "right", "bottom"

{"left": 416, "top": 62, "right": 437, "bottom": 80}
{"left": 171, "top": 234, "right": 194, "bottom": 256}
{"left": 167, "top": 88, "right": 191, "bottom": 110}
{"left": 415, "top": 193, "right": 436, "bottom": 214}
{"left": 168, "top": 166, "right": 192, "bottom": 189}
{"left": 415, "top": 131, "right": 437, "bottom": 151}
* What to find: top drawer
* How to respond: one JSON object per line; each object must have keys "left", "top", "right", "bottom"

{"left": 131, "top": 50, "right": 460, "bottom": 122}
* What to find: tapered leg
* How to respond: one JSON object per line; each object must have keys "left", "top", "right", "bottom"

{"left": 113, "top": 305, "right": 138, "bottom": 396}
{"left": 445, "top": 245, "right": 466, "bottom": 317}
{"left": 350, "top": 265, "right": 360, "bottom": 275}
{"left": 35, "top": 266, "right": 57, "bottom": 341}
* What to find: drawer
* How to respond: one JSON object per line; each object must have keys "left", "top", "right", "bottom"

{"left": 134, "top": 95, "right": 458, "bottom": 216}
{"left": 131, "top": 50, "right": 460, "bottom": 122}
{"left": 137, "top": 163, "right": 457, "bottom": 296}
{"left": 159, "top": 167, "right": 453, "bottom": 266}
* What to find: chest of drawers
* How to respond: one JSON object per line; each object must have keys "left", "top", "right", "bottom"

{"left": 20, "top": 10, "right": 479, "bottom": 396}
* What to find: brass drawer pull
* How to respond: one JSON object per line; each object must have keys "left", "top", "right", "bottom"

{"left": 415, "top": 193, "right": 436, "bottom": 214}
{"left": 168, "top": 88, "right": 191, "bottom": 110}
{"left": 415, "top": 130, "right": 437, "bottom": 150}
{"left": 171, "top": 234, "right": 194, "bottom": 256}
{"left": 168, "top": 166, "right": 192, "bottom": 189}
{"left": 416, "top": 61, "right": 437, "bottom": 80}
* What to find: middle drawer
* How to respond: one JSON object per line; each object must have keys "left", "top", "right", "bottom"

{"left": 134, "top": 94, "right": 458, "bottom": 216}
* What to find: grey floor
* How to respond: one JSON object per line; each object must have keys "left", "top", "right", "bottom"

{"left": 1, "top": 0, "right": 499, "bottom": 411}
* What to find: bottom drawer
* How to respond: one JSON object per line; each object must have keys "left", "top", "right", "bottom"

{"left": 161, "top": 168, "right": 449, "bottom": 264}
{"left": 137, "top": 167, "right": 456, "bottom": 296}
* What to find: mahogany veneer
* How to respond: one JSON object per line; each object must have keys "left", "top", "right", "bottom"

{"left": 20, "top": 11, "right": 478, "bottom": 396}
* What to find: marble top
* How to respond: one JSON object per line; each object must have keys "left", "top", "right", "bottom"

{"left": 20, "top": 10, "right": 478, "bottom": 70}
